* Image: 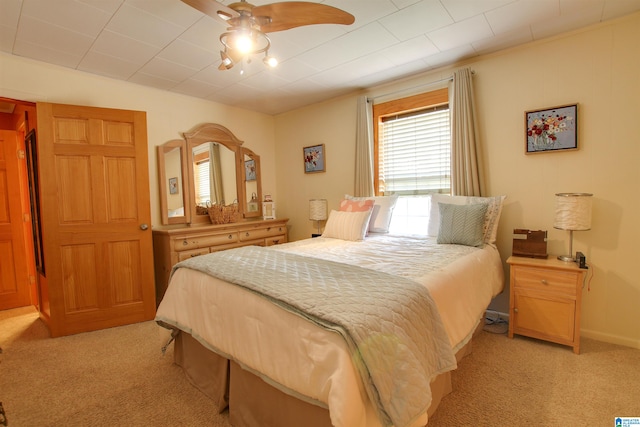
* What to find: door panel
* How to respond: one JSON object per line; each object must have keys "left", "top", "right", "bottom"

{"left": 0, "top": 130, "right": 31, "bottom": 310}
{"left": 109, "top": 240, "right": 143, "bottom": 305}
{"left": 36, "top": 102, "right": 154, "bottom": 336}
{"left": 57, "top": 155, "right": 93, "bottom": 223}
{"left": 61, "top": 243, "right": 99, "bottom": 312}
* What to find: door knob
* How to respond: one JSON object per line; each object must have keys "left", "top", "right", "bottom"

{"left": 140, "top": 224, "right": 149, "bottom": 230}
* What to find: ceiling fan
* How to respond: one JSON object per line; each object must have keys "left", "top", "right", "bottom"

{"left": 181, "top": 0, "right": 355, "bottom": 71}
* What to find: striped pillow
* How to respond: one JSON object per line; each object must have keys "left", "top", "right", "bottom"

{"left": 428, "top": 194, "right": 506, "bottom": 244}
{"left": 436, "top": 202, "right": 488, "bottom": 247}
{"left": 322, "top": 209, "right": 373, "bottom": 241}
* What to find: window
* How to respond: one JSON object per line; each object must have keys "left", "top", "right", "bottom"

{"left": 193, "top": 151, "right": 211, "bottom": 205}
{"left": 373, "top": 88, "right": 449, "bottom": 234}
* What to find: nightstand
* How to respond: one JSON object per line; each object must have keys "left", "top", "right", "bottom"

{"left": 507, "top": 256, "right": 588, "bottom": 354}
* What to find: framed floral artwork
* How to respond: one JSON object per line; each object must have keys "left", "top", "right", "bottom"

{"left": 525, "top": 104, "right": 577, "bottom": 153}
{"left": 303, "top": 144, "right": 325, "bottom": 173}
{"left": 168, "top": 177, "right": 179, "bottom": 194}
{"left": 245, "top": 159, "right": 256, "bottom": 181}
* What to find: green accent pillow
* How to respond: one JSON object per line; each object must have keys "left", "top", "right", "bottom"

{"left": 437, "top": 202, "right": 488, "bottom": 247}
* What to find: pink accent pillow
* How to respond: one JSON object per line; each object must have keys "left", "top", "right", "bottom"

{"left": 339, "top": 199, "right": 374, "bottom": 212}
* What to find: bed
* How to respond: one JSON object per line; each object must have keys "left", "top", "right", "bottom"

{"left": 156, "top": 194, "right": 505, "bottom": 427}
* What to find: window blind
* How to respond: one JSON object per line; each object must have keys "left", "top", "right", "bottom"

{"left": 378, "top": 106, "right": 450, "bottom": 195}
{"left": 195, "top": 159, "right": 211, "bottom": 205}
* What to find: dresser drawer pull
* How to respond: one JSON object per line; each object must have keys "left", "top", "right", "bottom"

{"left": 272, "top": 239, "right": 280, "bottom": 244}
{"left": 228, "top": 234, "right": 233, "bottom": 239}
{"left": 514, "top": 308, "right": 519, "bottom": 313}
{"left": 245, "top": 232, "right": 250, "bottom": 237}
{"left": 183, "top": 239, "right": 188, "bottom": 246}
{"left": 541, "top": 279, "right": 548, "bottom": 285}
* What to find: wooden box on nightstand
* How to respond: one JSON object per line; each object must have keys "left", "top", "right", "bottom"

{"left": 507, "top": 256, "right": 588, "bottom": 354}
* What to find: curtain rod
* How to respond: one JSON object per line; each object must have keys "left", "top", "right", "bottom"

{"left": 367, "top": 70, "right": 475, "bottom": 102}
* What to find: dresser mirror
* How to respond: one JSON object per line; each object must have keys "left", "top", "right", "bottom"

{"left": 242, "top": 147, "right": 262, "bottom": 218}
{"left": 157, "top": 123, "right": 262, "bottom": 225}
{"left": 157, "top": 139, "right": 190, "bottom": 225}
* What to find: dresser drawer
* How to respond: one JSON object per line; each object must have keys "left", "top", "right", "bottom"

{"left": 265, "top": 234, "right": 287, "bottom": 246}
{"left": 239, "top": 225, "right": 287, "bottom": 242}
{"left": 175, "top": 232, "right": 238, "bottom": 251}
{"left": 512, "top": 265, "right": 578, "bottom": 296}
{"left": 177, "top": 247, "right": 210, "bottom": 261}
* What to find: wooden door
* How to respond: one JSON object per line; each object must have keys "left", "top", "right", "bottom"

{"left": 36, "top": 102, "right": 155, "bottom": 337}
{"left": 0, "top": 130, "right": 31, "bottom": 310}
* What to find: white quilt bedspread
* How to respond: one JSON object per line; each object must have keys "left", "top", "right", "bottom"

{"left": 275, "top": 235, "right": 504, "bottom": 353}
{"left": 155, "top": 235, "right": 504, "bottom": 427}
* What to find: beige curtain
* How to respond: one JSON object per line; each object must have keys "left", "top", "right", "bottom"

{"left": 210, "top": 143, "right": 224, "bottom": 203}
{"left": 354, "top": 96, "right": 375, "bottom": 197}
{"left": 450, "top": 68, "right": 485, "bottom": 196}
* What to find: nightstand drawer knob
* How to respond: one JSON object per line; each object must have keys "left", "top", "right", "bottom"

{"left": 541, "top": 279, "right": 548, "bottom": 285}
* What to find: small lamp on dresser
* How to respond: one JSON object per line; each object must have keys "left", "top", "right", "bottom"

{"left": 554, "top": 192, "right": 593, "bottom": 262}
{"left": 309, "top": 199, "right": 327, "bottom": 236}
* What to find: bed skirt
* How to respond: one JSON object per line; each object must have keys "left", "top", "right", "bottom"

{"left": 174, "top": 329, "right": 477, "bottom": 427}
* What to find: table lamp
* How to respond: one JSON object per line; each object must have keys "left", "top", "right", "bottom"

{"left": 553, "top": 193, "right": 593, "bottom": 262}
{"left": 309, "top": 199, "right": 328, "bottom": 235}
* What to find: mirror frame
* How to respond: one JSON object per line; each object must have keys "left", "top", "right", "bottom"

{"left": 157, "top": 139, "right": 190, "bottom": 225}
{"left": 182, "top": 123, "right": 262, "bottom": 224}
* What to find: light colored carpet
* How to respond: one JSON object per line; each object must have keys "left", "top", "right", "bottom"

{"left": 0, "top": 307, "right": 228, "bottom": 427}
{"left": 1, "top": 306, "right": 639, "bottom": 426}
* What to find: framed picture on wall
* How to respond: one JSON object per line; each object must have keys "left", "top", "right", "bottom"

{"left": 245, "top": 159, "right": 256, "bottom": 181}
{"left": 525, "top": 104, "right": 577, "bottom": 154}
{"left": 303, "top": 144, "right": 325, "bottom": 173}
{"left": 168, "top": 177, "right": 179, "bottom": 194}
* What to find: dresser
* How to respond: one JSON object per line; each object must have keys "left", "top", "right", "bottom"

{"left": 153, "top": 218, "right": 288, "bottom": 304}
{"left": 507, "top": 256, "right": 587, "bottom": 354}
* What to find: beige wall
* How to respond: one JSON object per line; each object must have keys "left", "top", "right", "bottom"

{"left": 0, "top": 52, "right": 277, "bottom": 227}
{"left": 274, "top": 13, "right": 640, "bottom": 349}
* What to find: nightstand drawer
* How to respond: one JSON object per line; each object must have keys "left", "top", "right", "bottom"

{"left": 512, "top": 265, "right": 578, "bottom": 295}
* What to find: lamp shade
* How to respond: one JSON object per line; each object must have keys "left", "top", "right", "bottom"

{"left": 553, "top": 193, "right": 593, "bottom": 231}
{"left": 309, "top": 199, "right": 328, "bottom": 221}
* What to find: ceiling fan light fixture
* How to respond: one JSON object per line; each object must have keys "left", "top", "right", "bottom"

{"left": 232, "top": 31, "right": 254, "bottom": 54}
{"left": 182, "top": 0, "right": 356, "bottom": 72}
{"left": 263, "top": 54, "right": 278, "bottom": 68}
{"left": 220, "top": 50, "right": 235, "bottom": 69}
{"left": 219, "top": 26, "right": 273, "bottom": 71}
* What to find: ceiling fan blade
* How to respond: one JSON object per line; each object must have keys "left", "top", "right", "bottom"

{"left": 181, "top": 0, "right": 239, "bottom": 22}
{"left": 252, "top": 2, "right": 355, "bottom": 33}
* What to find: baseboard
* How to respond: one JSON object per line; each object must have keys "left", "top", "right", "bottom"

{"left": 485, "top": 311, "right": 640, "bottom": 350}
{"left": 581, "top": 328, "right": 640, "bottom": 350}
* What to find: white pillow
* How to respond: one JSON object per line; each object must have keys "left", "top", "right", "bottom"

{"left": 428, "top": 194, "right": 506, "bottom": 244}
{"left": 344, "top": 194, "right": 398, "bottom": 233}
{"left": 322, "top": 209, "right": 373, "bottom": 241}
